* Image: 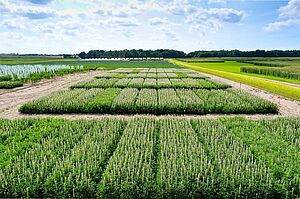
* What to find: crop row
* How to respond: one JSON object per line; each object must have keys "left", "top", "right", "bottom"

{"left": 97, "top": 72, "right": 206, "bottom": 79}
{"left": 19, "top": 88, "right": 278, "bottom": 114}
{"left": 241, "top": 66, "right": 300, "bottom": 80}
{"left": 0, "top": 64, "right": 84, "bottom": 80}
{"left": 110, "top": 68, "right": 191, "bottom": 73}
{"left": 0, "top": 117, "right": 299, "bottom": 198}
{"left": 71, "top": 78, "right": 229, "bottom": 89}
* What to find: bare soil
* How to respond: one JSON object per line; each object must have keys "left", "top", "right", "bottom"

{"left": 0, "top": 70, "right": 299, "bottom": 120}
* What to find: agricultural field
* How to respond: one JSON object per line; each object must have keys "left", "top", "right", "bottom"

{"left": 0, "top": 57, "right": 177, "bottom": 69}
{"left": 170, "top": 59, "right": 300, "bottom": 101}
{"left": 240, "top": 60, "right": 300, "bottom": 81}
{"left": 20, "top": 88, "right": 277, "bottom": 114}
{"left": 0, "top": 117, "right": 299, "bottom": 198}
{"left": 0, "top": 59, "right": 299, "bottom": 198}
{"left": 177, "top": 59, "right": 300, "bottom": 85}
{"left": 0, "top": 59, "right": 177, "bottom": 89}
{"left": 0, "top": 64, "right": 84, "bottom": 89}
{"left": 19, "top": 68, "right": 277, "bottom": 115}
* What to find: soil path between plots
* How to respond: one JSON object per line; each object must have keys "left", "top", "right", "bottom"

{"left": 0, "top": 69, "right": 299, "bottom": 119}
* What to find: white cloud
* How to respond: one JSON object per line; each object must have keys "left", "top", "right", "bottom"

{"left": 0, "top": 32, "right": 24, "bottom": 40}
{"left": 0, "top": 0, "right": 247, "bottom": 53}
{"left": 265, "top": 18, "right": 300, "bottom": 32}
{"left": 149, "top": 17, "right": 168, "bottom": 25}
{"left": 278, "top": 0, "right": 300, "bottom": 18}
{"left": 265, "top": 0, "right": 300, "bottom": 31}
{"left": 208, "top": 0, "right": 226, "bottom": 4}
{"left": 0, "top": 0, "right": 56, "bottom": 19}
{"left": 186, "top": 7, "right": 245, "bottom": 34}
{"left": 108, "top": 17, "right": 140, "bottom": 27}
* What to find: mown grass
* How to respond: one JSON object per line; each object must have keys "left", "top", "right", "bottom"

{"left": 169, "top": 59, "right": 300, "bottom": 102}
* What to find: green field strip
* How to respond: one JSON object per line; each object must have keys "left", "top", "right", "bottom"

{"left": 70, "top": 78, "right": 119, "bottom": 89}
{"left": 98, "top": 118, "right": 157, "bottom": 198}
{"left": 0, "top": 120, "right": 92, "bottom": 197}
{"left": 88, "top": 88, "right": 121, "bottom": 113}
{"left": 169, "top": 59, "right": 300, "bottom": 101}
{"left": 192, "top": 119, "right": 276, "bottom": 198}
{"left": 20, "top": 89, "right": 103, "bottom": 114}
{"left": 157, "top": 78, "right": 171, "bottom": 88}
{"left": 111, "top": 88, "right": 140, "bottom": 114}
{"left": 143, "top": 78, "right": 157, "bottom": 88}
{"left": 135, "top": 89, "right": 158, "bottom": 113}
{"left": 44, "top": 119, "right": 126, "bottom": 198}
{"left": 193, "top": 89, "right": 278, "bottom": 114}
{"left": 176, "top": 89, "right": 204, "bottom": 114}
{"left": 0, "top": 119, "right": 65, "bottom": 169}
{"left": 256, "top": 118, "right": 300, "bottom": 147}
{"left": 127, "top": 77, "right": 145, "bottom": 88}
{"left": 113, "top": 78, "right": 131, "bottom": 87}
{"left": 157, "top": 89, "right": 182, "bottom": 114}
{"left": 227, "top": 119, "right": 300, "bottom": 197}
{"left": 0, "top": 81, "right": 23, "bottom": 89}
{"left": 75, "top": 77, "right": 222, "bottom": 89}
{"left": 156, "top": 118, "right": 214, "bottom": 198}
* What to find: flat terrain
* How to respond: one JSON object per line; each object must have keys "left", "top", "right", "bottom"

{"left": 0, "top": 70, "right": 102, "bottom": 117}
{"left": 171, "top": 59, "right": 300, "bottom": 101}
{"left": 0, "top": 59, "right": 299, "bottom": 198}
{"left": 0, "top": 116, "right": 299, "bottom": 198}
{"left": 0, "top": 68, "right": 299, "bottom": 119}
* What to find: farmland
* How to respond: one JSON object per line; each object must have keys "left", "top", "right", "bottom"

{"left": 2, "top": 0, "right": 300, "bottom": 197}
{"left": 19, "top": 68, "right": 277, "bottom": 115}
{"left": 0, "top": 64, "right": 84, "bottom": 88}
{"left": 170, "top": 59, "right": 300, "bottom": 101}
{"left": 177, "top": 59, "right": 300, "bottom": 85}
{"left": 0, "top": 57, "right": 299, "bottom": 198}
{"left": 0, "top": 117, "right": 299, "bottom": 198}
{"left": 0, "top": 59, "right": 177, "bottom": 89}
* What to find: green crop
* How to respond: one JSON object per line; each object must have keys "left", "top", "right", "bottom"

{"left": 1, "top": 117, "right": 299, "bottom": 198}
{"left": 20, "top": 88, "right": 278, "bottom": 115}
{"left": 71, "top": 78, "right": 229, "bottom": 89}
{"left": 0, "top": 81, "right": 23, "bottom": 89}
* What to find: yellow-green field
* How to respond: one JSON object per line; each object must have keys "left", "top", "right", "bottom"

{"left": 169, "top": 59, "right": 300, "bottom": 102}
{"left": 180, "top": 60, "right": 300, "bottom": 85}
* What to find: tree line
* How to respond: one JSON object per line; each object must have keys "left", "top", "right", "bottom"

{"left": 188, "top": 50, "right": 300, "bottom": 57}
{"left": 78, "top": 49, "right": 186, "bottom": 59}
{"left": 78, "top": 49, "right": 300, "bottom": 59}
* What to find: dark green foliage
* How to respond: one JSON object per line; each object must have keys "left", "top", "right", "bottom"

{"left": 0, "top": 81, "right": 23, "bottom": 89}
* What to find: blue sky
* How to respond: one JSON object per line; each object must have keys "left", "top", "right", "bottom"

{"left": 0, "top": 0, "right": 299, "bottom": 54}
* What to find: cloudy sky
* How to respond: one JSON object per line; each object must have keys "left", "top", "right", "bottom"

{"left": 0, "top": 0, "right": 299, "bottom": 54}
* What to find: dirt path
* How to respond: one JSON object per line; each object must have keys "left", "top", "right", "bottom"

{"left": 0, "top": 70, "right": 102, "bottom": 118}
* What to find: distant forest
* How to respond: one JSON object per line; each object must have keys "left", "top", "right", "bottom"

{"left": 78, "top": 49, "right": 300, "bottom": 59}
